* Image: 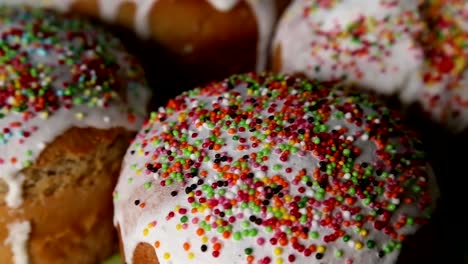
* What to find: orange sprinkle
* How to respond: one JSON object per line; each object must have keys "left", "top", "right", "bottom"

{"left": 213, "top": 243, "right": 222, "bottom": 251}
{"left": 154, "top": 241, "right": 160, "bottom": 248}
{"left": 223, "top": 231, "right": 231, "bottom": 239}
{"left": 183, "top": 242, "right": 190, "bottom": 251}
{"left": 196, "top": 228, "right": 205, "bottom": 236}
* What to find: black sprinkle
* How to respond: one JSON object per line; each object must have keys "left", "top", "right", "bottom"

{"left": 315, "top": 253, "right": 323, "bottom": 259}
{"left": 134, "top": 200, "right": 140, "bottom": 206}
{"left": 201, "top": 245, "right": 208, "bottom": 252}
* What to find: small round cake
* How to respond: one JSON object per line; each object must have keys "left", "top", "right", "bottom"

{"left": 0, "top": 6, "right": 150, "bottom": 264}
{"left": 416, "top": 0, "right": 468, "bottom": 132}
{"left": 272, "top": 0, "right": 468, "bottom": 132}
{"left": 114, "top": 73, "right": 438, "bottom": 264}
{"left": 1, "top": 0, "right": 287, "bottom": 84}
{"left": 272, "top": 0, "right": 425, "bottom": 96}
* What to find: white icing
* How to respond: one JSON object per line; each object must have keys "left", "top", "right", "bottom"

{"left": 246, "top": 0, "right": 276, "bottom": 72}
{"left": 0, "top": 7, "right": 150, "bottom": 211}
{"left": 207, "top": 0, "right": 240, "bottom": 11}
{"left": 4, "top": 221, "right": 31, "bottom": 264}
{"left": 4, "top": 174, "right": 25, "bottom": 208}
{"left": 273, "top": 0, "right": 424, "bottom": 97}
{"left": 114, "top": 78, "right": 438, "bottom": 264}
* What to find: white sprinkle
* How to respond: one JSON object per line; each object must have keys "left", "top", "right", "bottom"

{"left": 311, "top": 221, "right": 318, "bottom": 228}
{"left": 344, "top": 173, "right": 351, "bottom": 179}
{"left": 225, "top": 192, "right": 235, "bottom": 199}
{"left": 348, "top": 241, "right": 355, "bottom": 248}
{"left": 103, "top": 116, "right": 111, "bottom": 123}
{"left": 345, "top": 112, "right": 352, "bottom": 119}
{"left": 343, "top": 211, "right": 351, "bottom": 220}
{"left": 153, "top": 173, "right": 159, "bottom": 180}
{"left": 255, "top": 171, "right": 265, "bottom": 178}
{"left": 360, "top": 134, "right": 369, "bottom": 141}
{"left": 37, "top": 142, "right": 46, "bottom": 150}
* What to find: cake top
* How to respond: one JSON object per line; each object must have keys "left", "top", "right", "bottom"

{"left": 273, "top": 0, "right": 425, "bottom": 96}
{"left": 0, "top": 6, "right": 150, "bottom": 208}
{"left": 114, "top": 73, "right": 438, "bottom": 264}
{"left": 417, "top": 0, "right": 468, "bottom": 131}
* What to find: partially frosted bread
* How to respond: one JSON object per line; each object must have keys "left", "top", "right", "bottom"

{"left": 0, "top": 7, "right": 150, "bottom": 263}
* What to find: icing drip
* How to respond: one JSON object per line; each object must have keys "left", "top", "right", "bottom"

{"left": 247, "top": 0, "right": 276, "bottom": 72}
{"left": 0, "top": 7, "right": 150, "bottom": 209}
{"left": 208, "top": 0, "right": 240, "bottom": 11}
{"left": 4, "top": 221, "right": 31, "bottom": 264}
{"left": 114, "top": 73, "right": 438, "bottom": 264}
{"left": 4, "top": 174, "right": 25, "bottom": 208}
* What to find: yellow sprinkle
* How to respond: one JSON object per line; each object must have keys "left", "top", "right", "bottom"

{"left": 265, "top": 130, "right": 271, "bottom": 135}
{"left": 75, "top": 112, "right": 85, "bottom": 120}
{"left": 284, "top": 195, "right": 292, "bottom": 202}
{"left": 188, "top": 252, "right": 194, "bottom": 259}
{"left": 143, "top": 228, "right": 149, "bottom": 236}
{"left": 178, "top": 113, "right": 186, "bottom": 122}
{"left": 360, "top": 229, "right": 368, "bottom": 237}
{"left": 202, "top": 236, "right": 208, "bottom": 243}
{"left": 176, "top": 224, "right": 182, "bottom": 231}
{"left": 276, "top": 258, "right": 284, "bottom": 264}
{"left": 135, "top": 169, "right": 142, "bottom": 175}
{"left": 273, "top": 247, "right": 283, "bottom": 256}
{"left": 175, "top": 205, "right": 180, "bottom": 211}
{"left": 355, "top": 242, "right": 363, "bottom": 250}
{"left": 289, "top": 215, "right": 297, "bottom": 221}
{"left": 147, "top": 223, "right": 153, "bottom": 229}
{"left": 39, "top": 112, "right": 49, "bottom": 119}
{"left": 317, "top": 246, "right": 326, "bottom": 253}
{"left": 247, "top": 89, "right": 253, "bottom": 95}
{"left": 163, "top": 252, "right": 171, "bottom": 260}
{"left": 138, "top": 149, "right": 144, "bottom": 156}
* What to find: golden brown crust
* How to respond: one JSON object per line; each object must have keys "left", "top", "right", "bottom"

{"left": 66, "top": 0, "right": 260, "bottom": 86}
{"left": 0, "top": 127, "right": 133, "bottom": 264}
{"left": 147, "top": 0, "right": 258, "bottom": 85}
{"left": 132, "top": 242, "right": 158, "bottom": 264}
{"left": 272, "top": 43, "right": 282, "bottom": 74}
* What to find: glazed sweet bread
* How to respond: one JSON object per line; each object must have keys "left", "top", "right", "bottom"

{"left": 272, "top": 0, "right": 467, "bottom": 132}
{"left": 272, "top": 0, "right": 425, "bottom": 97}
{"left": 416, "top": 0, "right": 467, "bottom": 131}
{"left": 114, "top": 73, "right": 439, "bottom": 264}
{"left": 4, "top": 0, "right": 289, "bottom": 85}
{"left": 0, "top": 6, "right": 150, "bottom": 264}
